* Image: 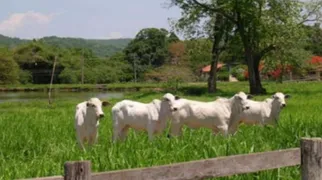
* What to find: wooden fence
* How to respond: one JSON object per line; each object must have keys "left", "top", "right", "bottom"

{"left": 22, "top": 137, "right": 322, "bottom": 180}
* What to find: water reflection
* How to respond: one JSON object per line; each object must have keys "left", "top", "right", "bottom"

{"left": 0, "top": 91, "right": 124, "bottom": 103}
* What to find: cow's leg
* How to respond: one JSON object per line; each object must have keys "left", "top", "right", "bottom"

{"left": 217, "top": 124, "right": 229, "bottom": 137}
{"left": 169, "top": 122, "right": 183, "bottom": 137}
{"left": 119, "top": 125, "right": 130, "bottom": 142}
{"left": 228, "top": 120, "right": 240, "bottom": 135}
{"left": 147, "top": 122, "right": 157, "bottom": 141}
{"left": 113, "top": 123, "right": 123, "bottom": 142}
{"left": 89, "top": 128, "right": 98, "bottom": 146}
{"left": 76, "top": 129, "right": 86, "bottom": 151}
{"left": 212, "top": 126, "right": 220, "bottom": 135}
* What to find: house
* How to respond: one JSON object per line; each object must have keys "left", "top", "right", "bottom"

{"left": 200, "top": 63, "right": 224, "bottom": 74}
{"left": 200, "top": 63, "right": 238, "bottom": 82}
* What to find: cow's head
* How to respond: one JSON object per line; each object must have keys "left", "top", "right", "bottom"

{"left": 162, "top": 93, "right": 180, "bottom": 112}
{"left": 233, "top": 91, "right": 252, "bottom": 111}
{"left": 86, "top": 97, "right": 110, "bottom": 119}
{"left": 272, "top": 92, "right": 290, "bottom": 108}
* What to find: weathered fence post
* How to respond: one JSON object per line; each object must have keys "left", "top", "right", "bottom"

{"left": 64, "top": 161, "right": 91, "bottom": 180}
{"left": 301, "top": 138, "right": 322, "bottom": 180}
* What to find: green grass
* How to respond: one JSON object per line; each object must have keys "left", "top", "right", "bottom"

{"left": 1, "top": 81, "right": 322, "bottom": 179}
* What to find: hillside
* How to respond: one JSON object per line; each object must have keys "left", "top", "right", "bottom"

{"left": 0, "top": 34, "right": 132, "bottom": 57}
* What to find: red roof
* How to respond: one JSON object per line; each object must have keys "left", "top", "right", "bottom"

{"left": 309, "top": 56, "right": 322, "bottom": 64}
{"left": 201, "top": 63, "right": 224, "bottom": 73}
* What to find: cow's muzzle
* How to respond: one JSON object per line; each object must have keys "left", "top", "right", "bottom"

{"left": 171, "top": 107, "right": 178, "bottom": 111}
{"left": 243, "top": 106, "right": 250, "bottom": 111}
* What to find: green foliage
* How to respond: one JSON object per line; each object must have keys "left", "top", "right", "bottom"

{"left": 124, "top": 28, "right": 177, "bottom": 80}
{"left": 169, "top": 0, "right": 322, "bottom": 93}
{"left": 0, "top": 34, "right": 28, "bottom": 48}
{"left": 18, "top": 70, "right": 33, "bottom": 84}
{"left": 144, "top": 64, "right": 196, "bottom": 92}
{"left": 231, "top": 65, "right": 247, "bottom": 81}
{"left": 184, "top": 39, "right": 212, "bottom": 74}
{"left": 304, "top": 23, "right": 322, "bottom": 56}
{"left": 82, "top": 53, "right": 132, "bottom": 84}
{"left": 0, "top": 55, "right": 19, "bottom": 84}
{"left": 0, "top": 34, "right": 131, "bottom": 57}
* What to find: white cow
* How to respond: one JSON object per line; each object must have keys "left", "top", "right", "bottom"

{"left": 228, "top": 92, "right": 290, "bottom": 134}
{"left": 111, "top": 93, "right": 178, "bottom": 142}
{"left": 75, "top": 97, "right": 110, "bottom": 150}
{"left": 168, "top": 92, "right": 252, "bottom": 137}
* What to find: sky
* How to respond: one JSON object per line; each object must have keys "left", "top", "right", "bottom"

{"left": 0, "top": 0, "right": 182, "bottom": 39}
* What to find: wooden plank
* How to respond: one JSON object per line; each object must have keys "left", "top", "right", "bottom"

{"left": 92, "top": 148, "right": 300, "bottom": 180}
{"left": 301, "top": 138, "right": 322, "bottom": 180}
{"left": 21, "top": 175, "right": 63, "bottom": 180}
{"left": 64, "top": 161, "right": 91, "bottom": 180}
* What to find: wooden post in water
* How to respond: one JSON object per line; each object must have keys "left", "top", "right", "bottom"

{"left": 48, "top": 56, "right": 57, "bottom": 105}
{"left": 301, "top": 137, "right": 322, "bottom": 180}
{"left": 64, "top": 161, "right": 91, "bottom": 180}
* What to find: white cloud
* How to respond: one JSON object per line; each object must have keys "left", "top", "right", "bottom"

{"left": 0, "top": 11, "right": 60, "bottom": 36}
{"left": 106, "top": 32, "right": 123, "bottom": 39}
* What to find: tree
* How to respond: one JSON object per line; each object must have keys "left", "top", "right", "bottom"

{"left": 0, "top": 48, "right": 19, "bottom": 84}
{"left": 168, "top": 32, "right": 180, "bottom": 43}
{"left": 124, "top": 28, "right": 172, "bottom": 81}
{"left": 168, "top": 41, "right": 185, "bottom": 65}
{"left": 184, "top": 38, "right": 212, "bottom": 75}
{"left": 304, "top": 23, "right": 322, "bottom": 56}
{"left": 169, "top": 0, "right": 322, "bottom": 94}
{"left": 169, "top": 0, "right": 233, "bottom": 93}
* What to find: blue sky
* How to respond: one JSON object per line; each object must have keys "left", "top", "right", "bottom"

{"left": 1, "top": 0, "right": 181, "bottom": 39}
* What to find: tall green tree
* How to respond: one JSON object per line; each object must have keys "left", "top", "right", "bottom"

{"left": 124, "top": 28, "right": 172, "bottom": 81}
{"left": 169, "top": 0, "right": 233, "bottom": 93}
{"left": 0, "top": 47, "right": 19, "bottom": 84}
{"left": 304, "top": 23, "right": 322, "bottom": 56}
{"left": 169, "top": 0, "right": 322, "bottom": 94}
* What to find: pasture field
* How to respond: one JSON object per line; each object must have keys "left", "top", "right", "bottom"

{"left": 1, "top": 81, "right": 322, "bottom": 180}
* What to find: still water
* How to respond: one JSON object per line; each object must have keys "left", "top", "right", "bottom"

{"left": 0, "top": 91, "right": 124, "bottom": 103}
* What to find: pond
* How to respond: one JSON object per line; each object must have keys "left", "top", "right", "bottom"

{"left": 0, "top": 91, "right": 124, "bottom": 103}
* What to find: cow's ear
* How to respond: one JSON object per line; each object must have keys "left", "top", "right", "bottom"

{"left": 285, "top": 94, "right": 291, "bottom": 99}
{"left": 102, "top": 101, "right": 110, "bottom": 107}
{"left": 175, "top": 95, "right": 180, "bottom": 100}
{"left": 235, "top": 95, "right": 242, "bottom": 100}
{"left": 247, "top": 94, "right": 253, "bottom": 99}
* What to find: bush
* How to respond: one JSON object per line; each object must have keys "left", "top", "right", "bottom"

{"left": 231, "top": 64, "right": 247, "bottom": 81}
{"left": 145, "top": 65, "right": 197, "bottom": 92}
{"left": 217, "top": 71, "right": 229, "bottom": 81}
{"left": 59, "top": 68, "right": 80, "bottom": 84}
{"left": 18, "top": 70, "right": 32, "bottom": 84}
{"left": 0, "top": 56, "right": 19, "bottom": 84}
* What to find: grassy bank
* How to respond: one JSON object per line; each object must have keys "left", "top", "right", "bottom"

{"left": 1, "top": 81, "right": 321, "bottom": 179}
{"left": 0, "top": 81, "right": 249, "bottom": 93}
{"left": 0, "top": 83, "right": 163, "bottom": 92}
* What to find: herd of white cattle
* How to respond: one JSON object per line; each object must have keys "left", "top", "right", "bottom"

{"left": 74, "top": 91, "right": 290, "bottom": 150}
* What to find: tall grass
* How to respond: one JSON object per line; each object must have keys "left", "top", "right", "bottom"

{"left": 0, "top": 81, "right": 321, "bottom": 179}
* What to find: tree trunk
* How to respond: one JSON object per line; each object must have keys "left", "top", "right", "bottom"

{"left": 207, "top": 49, "right": 218, "bottom": 93}
{"left": 245, "top": 48, "right": 266, "bottom": 95}
{"left": 208, "top": 13, "right": 224, "bottom": 93}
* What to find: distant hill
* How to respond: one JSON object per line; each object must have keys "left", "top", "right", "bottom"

{"left": 0, "top": 34, "right": 132, "bottom": 57}
{"left": 0, "top": 34, "right": 29, "bottom": 47}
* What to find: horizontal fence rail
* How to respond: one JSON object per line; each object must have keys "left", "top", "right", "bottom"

{"left": 21, "top": 138, "right": 322, "bottom": 180}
